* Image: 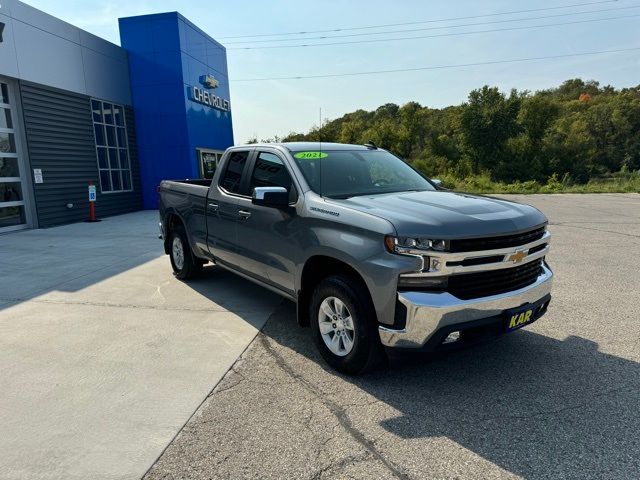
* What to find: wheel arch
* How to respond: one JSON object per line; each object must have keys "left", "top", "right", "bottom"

{"left": 297, "top": 255, "right": 375, "bottom": 327}
{"left": 162, "top": 210, "right": 186, "bottom": 255}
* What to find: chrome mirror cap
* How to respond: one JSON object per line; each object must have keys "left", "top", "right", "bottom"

{"left": 252, "top": 186, "right": 289, "bottom": 207}
{"left": 252, "top": 186, "right": 287, "bottom": 200}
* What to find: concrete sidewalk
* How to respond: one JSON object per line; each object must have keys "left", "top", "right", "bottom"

{"left": 0, "top": 212, "right": 281, "bottom": 480}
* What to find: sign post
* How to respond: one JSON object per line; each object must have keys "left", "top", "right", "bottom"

{"left": 85, "top": 181, "right": 100, "bottom": 222}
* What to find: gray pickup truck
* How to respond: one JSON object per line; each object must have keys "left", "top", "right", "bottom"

{"left": 158, "top": 142, "right": 552, "bottom": 373}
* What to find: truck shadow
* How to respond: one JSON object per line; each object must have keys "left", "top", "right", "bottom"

{"left": 258, "top": 300, "right": 640, "bottom": 479}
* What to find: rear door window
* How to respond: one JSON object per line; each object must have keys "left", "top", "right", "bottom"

{"left": 219, "top": 150, "right": 250, "bottom": 194}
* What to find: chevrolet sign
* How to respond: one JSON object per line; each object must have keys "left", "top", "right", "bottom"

{"left": 189, "top": 86, "right": 230, "bottom": 112}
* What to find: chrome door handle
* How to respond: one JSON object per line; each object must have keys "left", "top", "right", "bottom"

{"left": 208, "top": 203, "right": 219, "bottom": 212}
{"left": 238, "top": 210, "right": 251, "bottom": 219}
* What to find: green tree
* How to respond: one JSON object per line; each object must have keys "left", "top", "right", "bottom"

{"left": 459, "top": 86, "right": 521, "bottom": 177}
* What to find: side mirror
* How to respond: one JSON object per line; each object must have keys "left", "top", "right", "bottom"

{"left": 431, "top": 178, "right": 443, "bottom": 189}
{"left": 252, "top": 186, "right": 289, "bottom": 207}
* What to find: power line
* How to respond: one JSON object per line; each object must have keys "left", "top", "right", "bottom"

{"left": 217, "top": 0, "right": 619, "bottom": 39}
{"left": 225, "top": 4, "right": 640, "bottom": 45}
{"left": 228, "top": 13, "right": 639, "bottom": 50}
{"left": 231, "top": 46, "right": 640, "bottom": 82}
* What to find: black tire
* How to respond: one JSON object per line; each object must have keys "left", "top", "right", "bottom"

{"left": 309, "top": 275, "right": 386, "bottom": 374}
{"left": 169, "top": 226, "right": 202, "bottom": 280}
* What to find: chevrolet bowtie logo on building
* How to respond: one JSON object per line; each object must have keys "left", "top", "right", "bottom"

{"left": 189, "top": 75, "right": 230, "bottom": 112}
{"left": 507, "top": 249, "right": 528, "bottom": 264}
{"left": 199, "top": 74, "right": 219, "bottom": 89}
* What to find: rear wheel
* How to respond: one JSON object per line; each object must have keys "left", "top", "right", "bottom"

{"left": 309, "top": 275, "right": 386, "bottom": 374}
{"left": 169, "top": 226, "right": 202, "bottom": 280}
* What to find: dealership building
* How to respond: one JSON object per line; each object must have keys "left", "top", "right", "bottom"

{"left": 0, "top": 0, "right": 233, "bottom": 232}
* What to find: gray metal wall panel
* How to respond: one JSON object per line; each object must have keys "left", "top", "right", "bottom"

{"left": 19, "top": 82, "right": 142, "bottom": 228}
{"left": 0, "top": 0, "right": 132, "bottom": 105}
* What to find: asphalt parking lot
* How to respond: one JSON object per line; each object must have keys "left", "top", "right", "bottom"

{"left": 1, "top": 194, "right": 639, "bottom": 480}
{"left": 143, "top": 194, "right": 640, "bottom": 480}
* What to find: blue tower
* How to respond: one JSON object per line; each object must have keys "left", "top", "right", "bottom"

{"left": 119, "top": 12, "right": 234, "bottom": 209}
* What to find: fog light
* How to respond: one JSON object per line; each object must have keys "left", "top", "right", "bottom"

{"left": 443, "top": 331, "right": 461, "bottom": 344}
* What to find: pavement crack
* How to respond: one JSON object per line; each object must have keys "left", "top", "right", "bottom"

{"left": 310, "top": 452, "right": 372, "bottom": 480}
{"left": 258, "top": 334, "right": 411, "bottom": 480}
{"left": 477, "top": 383, "right": 638, "bottom": 423}
{"left": 210, "top": 370, "right": 246, "bottom": 396}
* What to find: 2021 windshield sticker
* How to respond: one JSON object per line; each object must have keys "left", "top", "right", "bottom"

{"left": 294, "top": 151, "right": 328, "bottom": 159}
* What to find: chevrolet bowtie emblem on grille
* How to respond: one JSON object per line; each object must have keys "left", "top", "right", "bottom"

{"left": 507, "top": 250, "right": 528, "bottom": 263}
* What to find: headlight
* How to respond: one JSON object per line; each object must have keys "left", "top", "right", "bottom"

{"left": 384, "top": 236, "right": 448, "bottom": 254}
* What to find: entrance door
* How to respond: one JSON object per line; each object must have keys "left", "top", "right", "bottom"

{"left": 197, "top": 148, "right": 224, "bottom": 179}
{"left": 0, "top": 81, "right": 29, "bottom": 232}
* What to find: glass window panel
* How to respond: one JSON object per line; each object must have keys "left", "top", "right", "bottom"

{"left": 0, "top": 157, "right": 20, "bottom": 177}
{"left": 111, "top": 170, "right": 122, "bottom": 191}
{"left": 99, "top": 169, "right": 111, "bottom": 192}
{"left": 0, "top": 206, "right": 25, "bottom": 228}
{"left": 105, "top": 125, "right": 116, "bottom": 146}
{"left": 118, "top": 149, "right": 129, "bottom": 169}
{"left": 93, "top": 100, "right": 131, "bottom": 193}
{"left": 91, "top": 100, "right": 102, "bottom": 123}
{"left": 0, "top": 109, "right": 13, "bottom": 129}
{"left": 0, "top": 132, "right": 16, "bottom": 153}
{"left": 116, "top": 127, "right": 127, "bottom": 148}
{"left": 97, "top": 148, "right": 108, "bottom": 168}
{"left": 113, "top": 105, "right": 124, "bottom": 126}
{"left": 220, "top": 151, "right": 249, "bottom": 193}
{"left": 249, "top": 152, "right": 292, "bottom": 190}
{"left": 94, "top": 124, "right": 105, "bottom": 146}
{"left": 108, "top": 148, "right": 119, "bottom": 169}
{"left": 0, "top": 182, "right": 23, "bottom": 202}
{"left": 121, "top": 171, "right": 131, "bottom": 190}
{"left": 103, "top": 103, "right": 113, "bottom": 124}
{"left": 0, "top": 84, "right": 9, "bottom": 104}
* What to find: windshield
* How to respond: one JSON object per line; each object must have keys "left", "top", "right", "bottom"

{"left": 290, "top": 149, "right": 435, "bottom": 198}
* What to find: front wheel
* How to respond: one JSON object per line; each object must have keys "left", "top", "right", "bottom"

{"left": 309, "top": 275, "right": 386, "bottom": 374}
{"left": 169, "top": 226, "right": 202, "bottom": 280}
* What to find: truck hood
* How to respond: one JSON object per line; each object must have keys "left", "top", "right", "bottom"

{"left": 326, "top": 190, "right": 547, "bottom": 238}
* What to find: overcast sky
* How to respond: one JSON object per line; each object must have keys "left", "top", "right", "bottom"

{"left": 25, "top": 0, "right": 640, "bottom": 143}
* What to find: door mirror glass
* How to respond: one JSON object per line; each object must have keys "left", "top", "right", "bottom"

{"left": 252, "top": 186, "right": 289, "bottom": 207}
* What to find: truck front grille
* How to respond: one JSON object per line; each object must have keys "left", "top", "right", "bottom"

{"left": 449, "top": 226, "right": 546, "bottom": 253}
{"left": 447, "top": 259, "right": 543, "bottom": 300}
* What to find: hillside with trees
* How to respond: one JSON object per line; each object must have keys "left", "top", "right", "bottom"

{"left": 263, "top": 79, "right": 640, "bottom": 193}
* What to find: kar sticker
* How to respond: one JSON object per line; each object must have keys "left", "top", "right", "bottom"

{"left": 294, "top": 151, "right": 328, "bottom": 159}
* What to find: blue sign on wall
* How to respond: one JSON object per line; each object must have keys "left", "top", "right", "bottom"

{"left": 119, "top": 12, "right": 234, "bottom": 209}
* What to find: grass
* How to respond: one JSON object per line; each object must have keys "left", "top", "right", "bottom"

{"left": 435, "top": 171, "right": 640, "bottom": 194}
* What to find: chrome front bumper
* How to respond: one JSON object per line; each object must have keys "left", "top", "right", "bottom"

{"left": 379, "top": 264, "right": 553, "bottom": 349}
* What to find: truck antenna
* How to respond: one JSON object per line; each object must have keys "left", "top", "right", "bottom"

{"left": 319, "top": 107, "right": 322, "bottom": 196}
{"left": 319, "top": 107, "right": 322, "bottom": 152}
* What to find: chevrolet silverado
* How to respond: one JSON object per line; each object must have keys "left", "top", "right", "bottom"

{"left": 158, "top": 143, "right": 552, "bottom": 373}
